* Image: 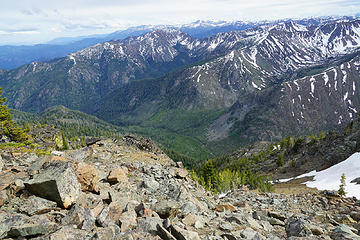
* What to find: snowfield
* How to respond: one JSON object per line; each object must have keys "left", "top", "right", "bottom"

{"left": 280, "top": 152, "right": 360, "bottom": 199}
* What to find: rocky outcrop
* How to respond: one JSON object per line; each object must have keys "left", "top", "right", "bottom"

{"left": 0, "top": 136, "right": 359, "bottom": 239}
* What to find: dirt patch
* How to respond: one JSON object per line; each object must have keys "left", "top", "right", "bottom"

{"left": 273, "top": 176, "right": 319, "bottom": 195}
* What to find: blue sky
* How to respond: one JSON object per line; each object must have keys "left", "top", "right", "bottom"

{"left": 0, "top": 0, "right": 359, "bottom": 45}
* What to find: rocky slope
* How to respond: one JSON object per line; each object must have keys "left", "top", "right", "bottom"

{"left": 0, "top": 133, "right": 360, "bottom": 239}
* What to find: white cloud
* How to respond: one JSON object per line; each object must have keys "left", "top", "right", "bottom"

{"left": 0, "top": 0, "right": 359, "bottom": 44}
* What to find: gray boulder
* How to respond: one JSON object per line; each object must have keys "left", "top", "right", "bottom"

{"left": 170, "top": 225, "right": 201, "bottom": 240}
{"left": 137, "top": 217, "right": 163, "bottom": 235}
{"left": 7, "top": 223, "right": 58, "bottom": 238}
{"left": 330, "top": 224, "right": 360, "bottom": 240}
{"left": 62, "top": 205, "right": 95, "bottom": 231}
{"left": 239, "top": 227, "right": 265, "bottom": 240}
{"left": 48, "top": 226, "right": 92, "bottom": 240}
{"left": 285, "top": 216, "right": 312, "bottom": 237}
{"left": 96, "top": 206, "right": 115, "bottom": 228}
{"left": 351, "top": 177, "right": 360, "bottom": 184}
{"left": 153, "top": 200, "right": 179, "bottom": 219}
{"left": 24, "top": 161, "right": 81, "bottom": 208}
{"left": 0, "top": 211, "right": 58, "bottom": 238}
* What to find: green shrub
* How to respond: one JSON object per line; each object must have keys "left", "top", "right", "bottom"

{"left": 276, "top": 153, "right": 284, "bottom": 167}
{"left": 292, "top": 137, "right": 304, "bottom": 153}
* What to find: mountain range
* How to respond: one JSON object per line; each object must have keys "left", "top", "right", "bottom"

{"left": 0, "top": 20, "right": 261, "bottom": 70}
{"left": 0, "top": 17, "right": 351, "bottom": 70}
{"left": 2, "top": 17, "right": 360, "bottom": 159}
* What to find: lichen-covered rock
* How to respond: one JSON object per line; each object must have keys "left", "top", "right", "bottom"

{"left": 239, "top": 227, "right": 266, "bottom": 240}
{"left": 48, "top": 226, "right": 93, "bottom": 240}
{"left": 93, "top": 225, "right": 121, "bottom": 240}
{"left": 24, "top": 161, "right": 81, "bottom": 208}
{"left": 7, "top": 223, "right": 58, "bottom": 238}
{"left": 0, "top": 211, "right": 58, "bottom": 238}
{"left": 19, "top": 196, "right": 58, "bottom": 216}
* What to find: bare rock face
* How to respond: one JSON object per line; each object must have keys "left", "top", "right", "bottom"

{"left": 24, "top": 161, "right": 81, "bottom": 208}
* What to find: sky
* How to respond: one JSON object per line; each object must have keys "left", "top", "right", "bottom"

{"left": 0, "top": 0, "right": 359, "bottom": 45}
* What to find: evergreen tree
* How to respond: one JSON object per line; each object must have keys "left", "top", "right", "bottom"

{"left": 201, "top": 160, "right": 217, "bottom": 190}
{"left": 0, "top": 88, "right": 31, "bottom": 143}
{"left": 276, "top": 153, "right": 284, "bottom": 167}
{"left": 338, "top": 173, "right": 346, "bottom": 197}
{"left": 61, "top": 131, "right": 70, "bottom": 150}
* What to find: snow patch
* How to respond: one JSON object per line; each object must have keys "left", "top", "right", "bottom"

{"left": 286, "top": 83, "right": 292, "bottom": 91}
{"left": 310, "top": 77, "right": 315, "bottom": 94}
{"left": 294, "top": 80, "right": 300, "bottom": 91}
{"left": 333, "top": 68, "right": 337, "bottom": 80}
{"left": 342, "top": 70, "right": 347, "bottom": 84}
{"left": 32, "top": 62, "right": 37, "bottom": 72}
{"left": 299, "top": 153, "right": 360, "bottom": 199}
{"left": 225, "top": 51, "right": 235, "bottom": 63}
{"left": 69, "top": 54, "right": 76, "bottom": 65}
{"left": 323, "top": 72, "right": 329, "bottom": 85}
{"left": 252, "top": 82, "right": 261, "bottom": 90}
{"left": 353, "top": 81, "right": 356, "bottom": 95}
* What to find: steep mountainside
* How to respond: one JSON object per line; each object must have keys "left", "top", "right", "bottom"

{"left": 216, "top": 111, "right": 360, "bottom": 181}
{"left": 11, "top": 105, "right": 124, "bottom": 139}
{"left": 2, "top": 18, "right": 360, "bottom": 158}
{"left": 89, "top": 20, "right": 360, "bottom": 155}
{"left": 207, "top": 52, "right": 360, "bottom": 144}
{"left": 0, "top": 29, "right": 254, "bottom": 113}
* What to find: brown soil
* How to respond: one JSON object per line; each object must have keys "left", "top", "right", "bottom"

{"left": 272, "top": 176, "right": 319, "bottom": 195}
